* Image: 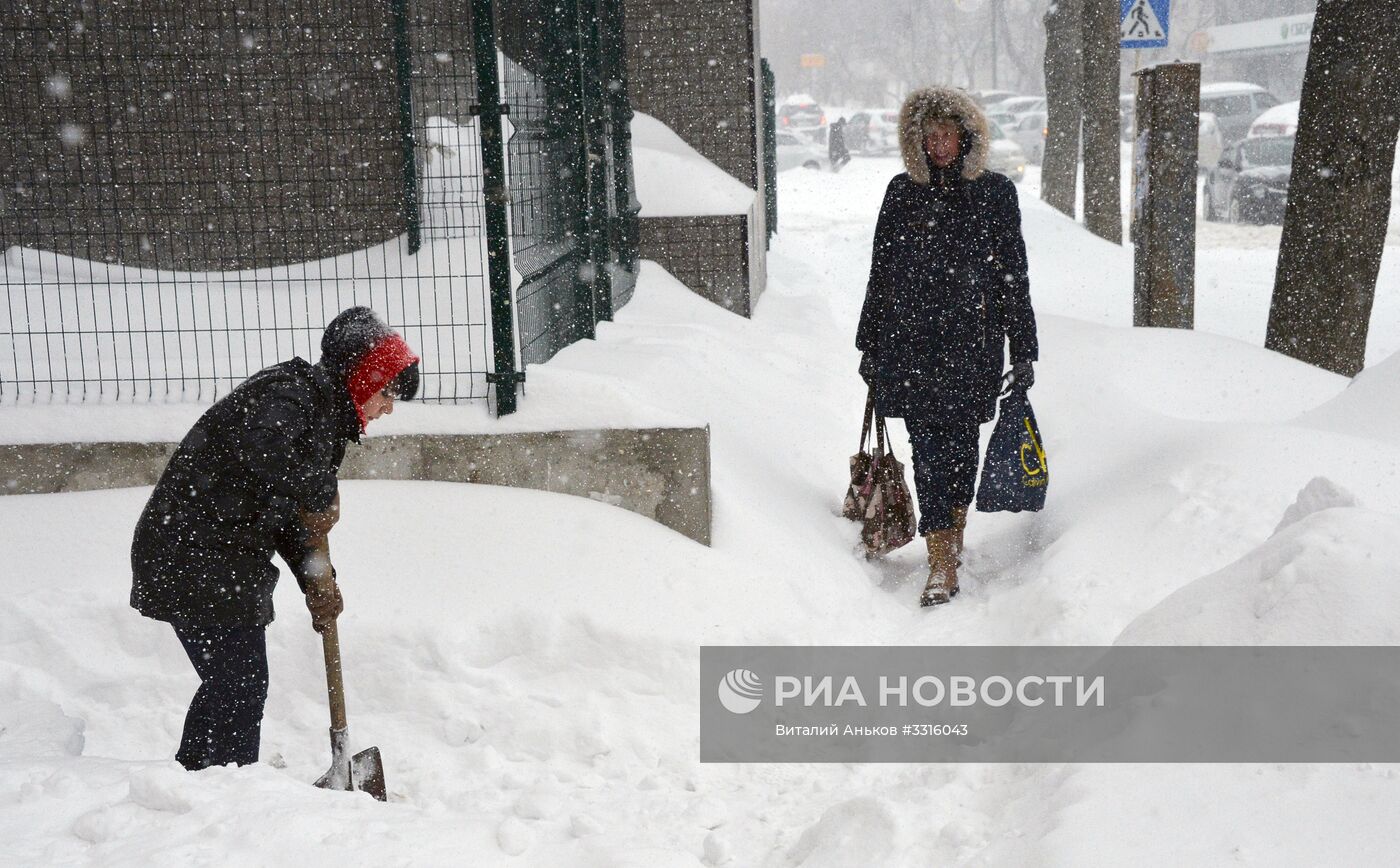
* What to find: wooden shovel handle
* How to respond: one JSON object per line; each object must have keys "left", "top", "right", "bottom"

{"left": 321, "top": 619, "right": 348, "bottom": 731}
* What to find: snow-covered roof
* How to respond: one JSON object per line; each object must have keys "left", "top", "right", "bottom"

{"left": 630, "top": 112, "right": 756, "bottom": 218}
{"left": 1200, "top": 81, "right": 1266, "bottom": 95}
{"left": 1254, "top": 99, "right": 1293, "bottom": 128}
{"left": 783, "top": 92, "right": 818, "bottom": 106}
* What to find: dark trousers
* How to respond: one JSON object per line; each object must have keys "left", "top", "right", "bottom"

{"left": 906, "top": 418, "right": 980, "bottom": 534}
{"left": 173, "top": 623, "right": 269, "bottom": 770}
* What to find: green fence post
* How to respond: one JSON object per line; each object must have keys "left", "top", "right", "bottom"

{"left": 585, "top": 0, "right": 614, "bottom": 323}
{"left": 600, "top": 0, "right": 639, "bottom": 296}
{"left": 762, "top": 58, "right": 778, "bottom": 244}
{"left": 564, "top": 0, "right": 598, "bottom": 341}
{"left": 575, "top": 0, "right": 612, "bottom": 325}
{"left": 471, "top": 0, "right": 522, "bottom": 415}
{"left": 390, "top": 0, "right": 422, "bottom": 254}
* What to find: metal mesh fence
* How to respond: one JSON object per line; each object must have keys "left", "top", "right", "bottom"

{"left": 2, "top": 0, "right": 491, "bottom": 404}
{"left": 1, "top": 0, "right": 638, "bottom": 408}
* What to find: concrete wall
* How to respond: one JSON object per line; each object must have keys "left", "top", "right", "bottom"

{"left": 0, "top": 427, "right": 712, "bottom": 545}
{"left": 3, "top": 1, "right": 413, "bottom": 269}
{"left": 625, "top": 0, "right": 759, "bottom": 189}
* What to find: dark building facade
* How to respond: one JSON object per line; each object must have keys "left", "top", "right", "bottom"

{"left": 625, "top": 0, "right": 767, "bottom": 315}
{"left": 4, "top": 1, "right": 416, "bottom": 269}
{"left": 1, "top": 0, "right": 637, "bottom": 406}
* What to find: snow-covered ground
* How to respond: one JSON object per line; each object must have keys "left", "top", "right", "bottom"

{"left": 5, "top": 156, "right": 1400, "bottom": 866}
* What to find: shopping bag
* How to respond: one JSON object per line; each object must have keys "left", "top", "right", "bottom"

{"left": 975, "top": 389, "right": 1048, "bottom": 513}
{"left": 844, "top": 391, "right": 918, "bottom": 556}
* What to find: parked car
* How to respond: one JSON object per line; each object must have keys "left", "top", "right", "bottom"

{"left": 971, "top": 89, "right": 1020, "bottom": 108}
{"left": 845, "top": 108, "right": 901, "bottom": 154}
{"left": 992, "top": 96, "right": 1046, "bottom": 121}
{"left": 1248, "top": 100, "right": 1299, "bottom": 138}
{"left": 1198, "top": 111, "right": 1224, "bottom": 172}
{"left": 1199, "top": 82, "right": 1281, "bottom": 146}
{"left": 1203, "top": 135, "right": 1294, "bottom": 224}
{"left": 988, "top": 110, "right": 1018, "bottom": 130}
{"left": 986, "top": 120, "right": 1027, "bottom": 182}
{"left": 775, "top": 129, "right": 830, "bottom": 172}
{"left": 1006, "top": 111, "right": 1046, "bottom": 164}
{"left": 778, "top": 94, "right": 826, "bottom": 132}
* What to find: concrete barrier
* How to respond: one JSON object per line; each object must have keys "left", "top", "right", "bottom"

{"left": 0, "top": 427, "right": 712, "bottom": 545}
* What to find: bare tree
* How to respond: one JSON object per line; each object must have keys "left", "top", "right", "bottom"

{"left": 1041, "top": 0, "right": 1083, "bottom": 217}
{"left": 1080, "top": 0, "right": 1121, "bottom": 242}
{"left": 1264, "top": 0, "right": 1400, "bottom": 376}
{"left": 995, "top": 0, "right": 1048, "bottom": 94}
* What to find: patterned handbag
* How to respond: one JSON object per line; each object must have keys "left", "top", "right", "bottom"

{"left": 842, "top": 393, "right": 878, "bottom": 521}
{"left": 844, "top": 392, "right": 918, "bottom": 557}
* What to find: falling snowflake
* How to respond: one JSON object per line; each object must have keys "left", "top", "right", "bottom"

{"left": 46, "top": 74, "right": 72, "bottom": 100}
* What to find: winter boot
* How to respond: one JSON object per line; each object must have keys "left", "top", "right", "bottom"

{"left": 950, "top": 505, "right": 969, "bottom": 563}
{"left": 919, "top": 528, "right": 960, "bottom": 607}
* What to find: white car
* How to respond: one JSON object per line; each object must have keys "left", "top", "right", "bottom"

{"left": 986, "top": 120, "right": 1027, "bottom": 182}
{"left": 1006, "top": 111, "right": 1047, "bottom": 164}
{"left": 987, "top": 111, "right": 1018, "bottom": 130}
{"left": 972, "top": 89, "right": 1021, "bottom": 108}
{"left": 1199, "top": 111, "right": 1224, "bottom": 172}
{"left": 992, "top": 96, "right": 1046, "bottom": 122}
{"left": 1248, "top": 100, "right": 1299, "bottom": 138}
{"left": 775, "top": 129, "right": 829, "bottom": 172}
{"left": 1200, "top": 81, "right": 1281, "bottom": 145}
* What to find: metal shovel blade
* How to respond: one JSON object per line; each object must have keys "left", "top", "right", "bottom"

{"left": 350, "top": 745, "right": 386, "bottom": 802}
{"left": 314, "top": 727, "right": 387, "bottom": 801}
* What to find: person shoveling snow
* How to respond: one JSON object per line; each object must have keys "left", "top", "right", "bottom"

{"left": 129, "top": 307, "right": 419, "bottom": 789}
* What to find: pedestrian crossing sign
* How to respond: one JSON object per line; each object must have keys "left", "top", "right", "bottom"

{"left": 1121, "top": 0, "right": 1170, "bottom": 49}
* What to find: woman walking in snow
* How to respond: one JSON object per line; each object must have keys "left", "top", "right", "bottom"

{"left": 131, "top": 307, "right": 420, "bottom": 769}
{"left": 857, "top": 86, "right": 1039, "bottom": 607}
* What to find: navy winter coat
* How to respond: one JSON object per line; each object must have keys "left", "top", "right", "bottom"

{"left": 857, "top": 169, "right": 1038, "bottom": 424}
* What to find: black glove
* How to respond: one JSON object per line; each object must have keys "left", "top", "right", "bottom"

{"left": 1000, "top": 362, "right": 1034, "bottom": 395}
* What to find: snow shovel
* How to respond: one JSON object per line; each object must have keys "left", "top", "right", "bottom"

{"left": 313, "top": 619, "right": 386, "bottom": 801}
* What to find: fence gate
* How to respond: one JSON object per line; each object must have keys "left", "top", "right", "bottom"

{"left": 495, "top": 0, "right": 638, "bottom": 369}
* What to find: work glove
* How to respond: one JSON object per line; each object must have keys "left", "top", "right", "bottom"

{"left": 299, "top": 493, "right": 342, "bottom": 632}
{"left": 1000, "top": 361, "right": 1034, "bottom": 396}
{"left": 301, "top": 492, "right": 341, "bottom": 551}
{"left": 305, "top": 570, "right": 343, "bottom": 634}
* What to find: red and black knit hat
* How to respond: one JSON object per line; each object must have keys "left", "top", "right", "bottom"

{"left": 319, "top": 307, "right": 421, "bottom": 430}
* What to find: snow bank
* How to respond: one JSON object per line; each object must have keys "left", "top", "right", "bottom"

{"left": 630, "top": 112, "right": 756, "bottom": 217}
{"left": 1298, "top": 348, "right": 1400, "bottom": 443}
{"left": 1114, "top": 480, "right": 1400, "bottom": 645}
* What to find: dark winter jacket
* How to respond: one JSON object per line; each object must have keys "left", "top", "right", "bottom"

{"left": 857, "top": 86, "right": 1038, "bottom": 423}
{"left": 130, "top": 358, "right": 360, "bottom": 627}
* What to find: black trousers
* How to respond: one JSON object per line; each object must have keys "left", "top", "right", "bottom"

{"left": 173, "top": 623, "right": 269, "bottom": 770}
{"left": 905, "top": 418, "right": 981, "bottom": 534}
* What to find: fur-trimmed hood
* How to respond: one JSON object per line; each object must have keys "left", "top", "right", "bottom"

{"left": 899, "top": 86, "right": 990, "bottom": 184}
